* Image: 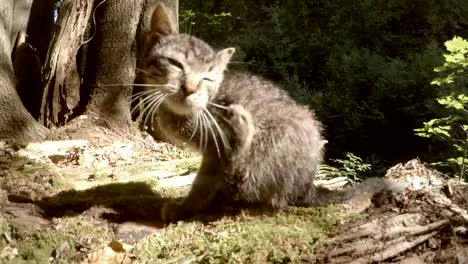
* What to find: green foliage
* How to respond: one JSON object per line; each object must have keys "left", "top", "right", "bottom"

{"left": 319, "top": 153, "right": 372, "bottom": 183}
{"left": 180, "top": 0, "right": 468, "bottom": 168}
{"left": 415, "top": 36, "right": 468, "bottom": 181}
{"left": 179, "top": 9, "right": 238, "bottom": 47}
{"left": 415, "top": 95, "right": 468, "bottom": 180}
{"left": 432, "top": 37, "right": 468, "bottom": 86}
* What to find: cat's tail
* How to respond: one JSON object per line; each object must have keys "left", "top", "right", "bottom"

{"left": 304, "top": 178, "right": 408, "bottom": 207}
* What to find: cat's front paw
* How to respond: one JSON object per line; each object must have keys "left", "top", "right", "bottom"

{"left": 160, "top": 202, "right": 191, "bottom": 223}
{"left": 227, "top": 104, "right": 255, "bottom": 150}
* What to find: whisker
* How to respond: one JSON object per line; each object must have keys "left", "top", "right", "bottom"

{"left": 199, "top": 112, "right": 205, "bottom": 152}
{"left": 132, "top": 90, "right": 164, "bottom": 102}
{"left": 201, "top": 111, "right": 219, "bottom": 155}
{"left": 131, "top": 101, "right": 143, "bottom": 117}
{"left": 200, "top": 111, "right": 209, "bottom": 153}
{"left": 90, "top": 83, "right": 177, "bottom": 88}
{"left": 142, "top": 97, "right": 156, "bottom": 127}
{"left": 212, "top": 110, "right": 232, "bottom": 126}
{"left": 137, "top": 93, "right": 157, "bottom": 122}
{"left": 209, "top": 102, "right": 229, "bottom": 110}
{"left": 203, "top": 107, "right": 230, "bottom": 155}
{"left": 149, "top": 94, "right": 168, "bottom": 127}
{"left": 198, "top": 113, "right": 204, "bottom": 152}
{"left": 136, "top": 68, "right": 159, "bottom": 79}
{"left": 188, "top": 112, "right": 199, "bottom": 143}
{"left": 132, "top": 90, "right": 156, "bottom": 100}
{"left": 134, "top": 83, "right": 177, "bottom": 88}
{"left": 142, "top": 93, "right": 165, "bottom": 127}
{"left": 131, "top": 92, "right": 164, "bottom": 114}
{"left": 228, "top": 61, "right": 254, "bottom": 65}
{"left": 205, "top": 111, "right": 222, "bottom": 156}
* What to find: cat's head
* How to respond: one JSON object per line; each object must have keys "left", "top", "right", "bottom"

{"left": 143, "top": 3, "right": 235, "bottom": 116}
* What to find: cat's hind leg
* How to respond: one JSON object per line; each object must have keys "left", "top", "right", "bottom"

{"left": 161, "top": 156, "right": 225, "bottom": 222}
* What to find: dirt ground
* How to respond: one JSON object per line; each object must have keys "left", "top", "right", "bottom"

{"left": 0, "top": 116, "right": 467, "bottom": 263}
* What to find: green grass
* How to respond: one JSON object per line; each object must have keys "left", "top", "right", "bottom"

{"left": 134, "top": 206, "right": 342, "bottom": 263}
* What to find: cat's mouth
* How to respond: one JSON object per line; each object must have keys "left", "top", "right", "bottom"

{"left": 164, "top": 91, "right": 208, "bottom": 116}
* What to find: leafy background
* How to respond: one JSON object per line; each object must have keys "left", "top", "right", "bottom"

{"left": 179, "top": 0, "right": 468, "bottom": 176}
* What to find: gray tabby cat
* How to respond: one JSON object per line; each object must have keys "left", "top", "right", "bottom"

{"left": 137, "top": 3, "right": 389, "bottom": 222}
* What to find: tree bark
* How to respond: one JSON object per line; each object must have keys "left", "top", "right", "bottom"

{"left": 1, "top": 0, "right": 178, "bottom": 142}
{"left": 82, "top": 0, "right": 143, "bottom": 132}
{"left": 24, "top": 0, "right": 55, "bottom": 64}
{"left": 0, "top": 0, "right": 47, "bottom": 143}
{"left": 11, "top": 0, "right": 33, "bottom": 52}
{"left": 14, "top": 0, "right": 54, "bottom": 120}
{"left": 40, "top": 0, "right": 94, "bottom": 127}
{"left": 83, "top": 0, "right": 178, "bottom": 132}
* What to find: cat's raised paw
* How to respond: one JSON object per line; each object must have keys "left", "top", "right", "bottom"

{"left": 228, "top": 104, "right": 254, "bottom": 130}
{"left": 227, "top": 104, "right": 255, "bottom": 151}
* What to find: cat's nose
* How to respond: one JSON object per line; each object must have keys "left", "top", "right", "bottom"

{"left": 181, "top": 77, "right": 198, "bottom": 95}
{"left": 181, "top": 83, "right": 195, "bottom": 95}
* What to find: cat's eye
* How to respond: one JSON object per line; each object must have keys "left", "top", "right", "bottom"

{"left": 202, "top": 77, "right": 214, "bottom": 82}
{"left": 165, "top": 57, "right": 184, "bottom": 70}
{"left": 147, "top": 66, "right": 163, "bottom": 76}
{"left": 142, "top": 64, "right": 164, "bottom": 79}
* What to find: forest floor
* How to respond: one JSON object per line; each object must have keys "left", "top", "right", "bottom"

{"left": 0, "top": 117, "right": 467, "bottom": 263}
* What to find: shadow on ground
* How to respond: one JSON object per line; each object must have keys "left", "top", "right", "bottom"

{"left": 9, "top": 182, "right": 176, "bottom": 224}
{"left": 7, "top": 182, "right": 254, "bottom": 226}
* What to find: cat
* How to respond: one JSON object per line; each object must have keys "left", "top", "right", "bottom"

{"left": 136, "top": 3, "right": 394, "bottom": 222}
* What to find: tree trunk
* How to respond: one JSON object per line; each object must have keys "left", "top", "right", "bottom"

{"left": 10, "top": 0, "right": 33, "bottom": 52}
{"left": 40, "top": 0, "right": 94, "bottom": 127}
{"left": 34, "top": 0, "right": 177, "bottom": 132}
{"left": 0, "top": 0, "right": 178, "bottom": 143}
{"left": 13, "top": 0, "right": 53, "bottom": 120}
{"left": 0, "top": 0, "right": 47, "bottom": 143}
{"left": 82, "top": 0, "right": 143, "bottom": 132}
{"left": 82, "top": 0, "right": 178, "bottom": 132}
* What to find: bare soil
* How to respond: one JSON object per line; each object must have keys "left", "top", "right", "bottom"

{"left": 0, "top": 118, "right": 467, "bottom": 263}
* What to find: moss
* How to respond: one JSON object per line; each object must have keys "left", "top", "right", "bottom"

{"left": 125, "top": 156, "right": 201, "bottom": 176}
{"left": 13, "top": 216, "right": 112, "bottom": 264}
{"left": 16, "top": 231, "right": 74, "bottom": 263}
{"left": 134, "top": 206, "right": 342, "bottom": 263}
{"left": 19, "top": 159, "right": 72, "bottom": 191}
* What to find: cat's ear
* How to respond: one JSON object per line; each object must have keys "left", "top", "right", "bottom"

{"left": 150, "top": 2, "right": 178, "bottom": 36}
{"left": 215, "top": 48, "right": 235, "bottom": 69}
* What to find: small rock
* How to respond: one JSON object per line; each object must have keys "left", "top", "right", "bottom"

{"left": 158, "top": 174, "right": 196, "bottom": 188}
{"left": 400, "top": 256, "right": 425, "bottom": 264}
{"left": 19, "top": 140, "right": 88, "bottom": 164}
{"left": 52, "top": 241, "right": 70, "bottom": 259}
{"left": 26, "top": 140, "right": 88, "bottom": 156}
{"left": 7, "top": 215, "right": 50, "bottom": 234}
{"left": 3, "top": 203, "right": 50, "bottom": 233}
{"left": 0, "top": 245, "right": 18, "bottom": 260}
{"left": 115, "top": 221, "right": 163, "bottom": 244}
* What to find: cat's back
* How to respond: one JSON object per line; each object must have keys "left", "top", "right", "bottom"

{"left": 217, "top": 72, "right": 291, "bottom": 103}
{"left": 215, "top": 71, "right": 317, "bottom": 124}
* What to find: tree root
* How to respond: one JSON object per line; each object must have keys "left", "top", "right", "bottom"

{"left": 313, "top": 185, "right": 468, "bottom": 263}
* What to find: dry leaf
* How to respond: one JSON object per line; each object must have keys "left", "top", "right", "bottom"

{"left": 81, "top": 239, "right": 133, "bottom": 264}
